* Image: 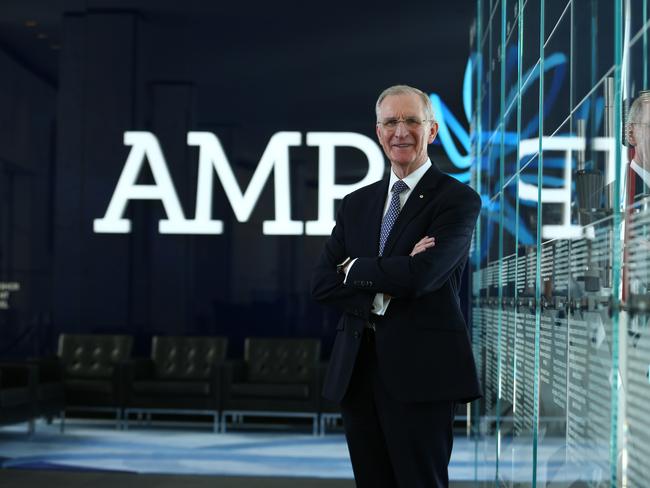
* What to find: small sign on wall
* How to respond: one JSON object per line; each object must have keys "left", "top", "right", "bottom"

{"left": 0, "top": 282, "right": 20, "bottom": 310}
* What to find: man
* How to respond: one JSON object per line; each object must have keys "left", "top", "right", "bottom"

{"left": 311, "top": 85, "right": 482, "bottom": 487}
{"left": 627, "top": 90, "right": 650, "bottom": 199}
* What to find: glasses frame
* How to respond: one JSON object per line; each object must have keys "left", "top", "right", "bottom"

{"left": 376, "top": 117, "right": 433, "bottom": 130}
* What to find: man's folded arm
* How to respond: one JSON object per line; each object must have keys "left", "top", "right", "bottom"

{"left": 345, "top": 193, "right": 480, "bottom": 298}
{"left": 311, "top": 197, "right": 373, "bottom": 316}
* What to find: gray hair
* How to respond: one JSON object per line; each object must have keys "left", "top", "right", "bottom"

{"left": 627, "top": 90, "right": 650, "bottom": 144}
{"left": 375, "top": 85, "right": 436, "bottom": 124}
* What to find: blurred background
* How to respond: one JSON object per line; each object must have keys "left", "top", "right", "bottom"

{"left": 0, "top": 1, "right": 477, "bottom": 486}
{"left": 0, "top": 0, "right": 473, "bottom": 360}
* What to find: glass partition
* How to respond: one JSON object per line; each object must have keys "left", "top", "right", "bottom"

{"left": 470, "top": 0, "right": 650, "bottom": 485}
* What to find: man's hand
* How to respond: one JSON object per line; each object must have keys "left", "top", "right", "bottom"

{"left": 410, "top": 236, "right": 436, "bottom": 257}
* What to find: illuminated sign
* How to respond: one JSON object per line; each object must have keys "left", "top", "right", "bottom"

{"left": 94, "top": 75, "right": 475, "bottom": 238}
{"left": 0, "top": 282, "right": 20, "bottom": 310}
{"left": 94, "top": 131, "right": 385, "bottom": 236}
{"left": 517, "top": 136, "right": 618, "bottom": 239}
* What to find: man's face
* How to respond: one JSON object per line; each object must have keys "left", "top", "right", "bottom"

{"left": 375, "top": 93, "right": 438, "bottom": 169}
{"left": 630, "top": 103, "right": 650, "bottom": 168}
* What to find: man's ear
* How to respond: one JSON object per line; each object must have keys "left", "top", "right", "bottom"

{"left": 428, "top": 122, "right": 439, "bottom": 144}
{"left": 628, "top": 126, "right": 637, "bottom": 147}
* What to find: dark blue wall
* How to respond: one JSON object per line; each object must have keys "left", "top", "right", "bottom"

{"left": 0, "top": 2, "right": 475, "bottom": 360}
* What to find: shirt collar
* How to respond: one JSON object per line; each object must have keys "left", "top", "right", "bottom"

{"left": 631, "top": 160, "right": 650, "bottom": 188}
{"left": 388, "top": 159, "right": 432, "bottom": 192}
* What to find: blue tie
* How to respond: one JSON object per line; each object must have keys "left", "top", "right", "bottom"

{"left": 379, "top": 180, "right": 409, "bottom": 256}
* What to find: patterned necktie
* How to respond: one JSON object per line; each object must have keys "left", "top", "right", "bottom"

{"left": 379, "top": 180, "right": 409, "bottom": 256}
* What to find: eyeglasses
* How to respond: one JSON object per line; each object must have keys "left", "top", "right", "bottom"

{"left": 377, "top": 117, "right": 431, "bottom": 130}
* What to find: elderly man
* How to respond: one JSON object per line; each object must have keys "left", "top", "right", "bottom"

{"left": 628, "top": 90, "right": 650, "bottom": 197}
{"left": 312, "top": 85, "right": 482, "bottom": 487}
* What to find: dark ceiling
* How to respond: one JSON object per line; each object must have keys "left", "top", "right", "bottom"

{"left": 0, "top": 1, "right": 476, "bottom": 100}
{"left": 0, "top": 0, "right": 476, "bottom": 175}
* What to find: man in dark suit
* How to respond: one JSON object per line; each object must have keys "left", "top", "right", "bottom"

{"left": 311, "top": 85, "right": 482, "bottom": 487}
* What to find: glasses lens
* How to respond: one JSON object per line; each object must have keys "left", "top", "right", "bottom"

{"left": 405, "top": 117, "right": 421, "bottom": 128}
{"left": 381, "top": 119, "right": 396, "bottom": 129}
{"left": 381, "top": 118, "right": 423, "bottom": 129}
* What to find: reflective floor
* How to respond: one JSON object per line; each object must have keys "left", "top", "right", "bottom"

{"left": 0, "top": 419, "right": 609, "bottom": 485}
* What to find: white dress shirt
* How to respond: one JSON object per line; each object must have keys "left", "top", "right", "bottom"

{"left": 631, "top": 160, "right": 650, "bottom": 188}
{"left": 345, "top": 159, "right": 432, "bottom": 315}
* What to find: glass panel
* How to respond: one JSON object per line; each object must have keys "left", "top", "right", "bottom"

{"left": 621, "top": 3, "right": 650, "bottom": 487}
{"left": 470, "top": 0, "right": 643, "bottom": 485}
{"left": 572, "top": 1, "right": 615, "bottom": 112}
{"left": 541, "top": 7, "right": 571, "bottom": 138}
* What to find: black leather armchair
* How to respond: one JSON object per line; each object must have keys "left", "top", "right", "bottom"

{"left": 221, "top": 337, "right": 321, "bottom": 435}
{"left": 123, "top": 336, "right": 228, "bottom": 431}
{"left": 57, "top": 334, "right": 133, "bottom": 428}
{"left": 0, "top": 362, "right": 37, "bottom": 434}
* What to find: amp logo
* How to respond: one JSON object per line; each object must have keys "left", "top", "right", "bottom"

{"left": 94, "top": 131, "right": 385, "bottom": 236}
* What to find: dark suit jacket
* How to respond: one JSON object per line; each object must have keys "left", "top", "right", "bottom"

{"left": 312, "top": 163, "right": 482, "bottom": 404}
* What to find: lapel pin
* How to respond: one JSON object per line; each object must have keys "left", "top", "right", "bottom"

{"left": 419, "top": 194, "right": 424, "bottom": 198}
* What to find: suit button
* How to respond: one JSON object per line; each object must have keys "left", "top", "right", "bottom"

{"left": 353, "top": 330, "right": 360, "bottom": 339}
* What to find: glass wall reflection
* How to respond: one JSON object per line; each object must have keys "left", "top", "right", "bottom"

{"left": 471, "top": 1, "right": 650, "bottom": 485}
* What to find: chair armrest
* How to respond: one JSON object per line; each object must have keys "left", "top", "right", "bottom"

{"left": 307, "top": 364, "right": 322, "bottom": 407}
{"left": 0, "top": 362, "right": 37, "bottom": 389}
{"left": 115, "top": 359, "right": 147, "bottom": 404}
{"left": 205, "top": 362, "right": 225, "bottom": 409}
{"left": 121, "top": 358, "right": 154, "bottom": 382}
{"left": 319, "top": 361, "right": 329, "bottom": 382}
{"left": 222, "top": 359, "right": 246, "bottom": 390}
{"left": 26, "top": 357, "right": 64, "bottom": 383}
{"left": 208, "top": 361, "right": 225, "bottom": 383}
{"left": 223, "top": 360, "right": 246, "bottom": 381}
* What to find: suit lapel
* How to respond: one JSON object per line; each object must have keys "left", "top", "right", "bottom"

{"left": 382, "top": 164, "right": 444, "bottom": 257}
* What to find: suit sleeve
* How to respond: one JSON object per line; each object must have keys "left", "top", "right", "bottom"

{"left": 311, "top": 196, "right": 374, "bottom": 317}
{"left": 345, "top": 187, "right": 481, "bottom": 298}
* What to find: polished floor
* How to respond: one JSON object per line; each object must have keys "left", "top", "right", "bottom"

{"left": 0, "top": 419, "right": 606, "bottom": 486}
{"left": 0, "top": 470, "right": 354, "bottom": 488}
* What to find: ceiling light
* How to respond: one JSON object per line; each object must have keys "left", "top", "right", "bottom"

{"left": 25, "top": 20, "right": 38, "bottom": 27}
{"left": 37, "top": 32, "right": 48, "bottom": 40}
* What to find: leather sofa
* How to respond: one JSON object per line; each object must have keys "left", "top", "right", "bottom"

{"left": 123, "top": 336, "right": 228, "bottom": 431}
{"left": 221, "top": 337, "right": 321, "bottom": 435}
{"left": 57, "top": 334, "right": 133, "bottom": 428}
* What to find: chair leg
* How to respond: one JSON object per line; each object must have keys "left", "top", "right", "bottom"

{"left": 220, "top": 412, "right": 227, "bottom": 433}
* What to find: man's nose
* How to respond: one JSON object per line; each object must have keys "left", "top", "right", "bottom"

{"left": 394, "top": 121, "right": 409, "bottom": 136}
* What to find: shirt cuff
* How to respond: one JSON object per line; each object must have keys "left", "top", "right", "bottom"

{"left": 342, "top": 258, "right": 358, "bottom": 284}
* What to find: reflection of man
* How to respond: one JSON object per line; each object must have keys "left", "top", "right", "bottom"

{"left": 627, "top": 90, "right": 650, "bottom": 196}
{"left": 311, "top": 85, "right": 481, "bottom": 487}
{"left": 625, "top": 92, "right": 650, "bottom": 301}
